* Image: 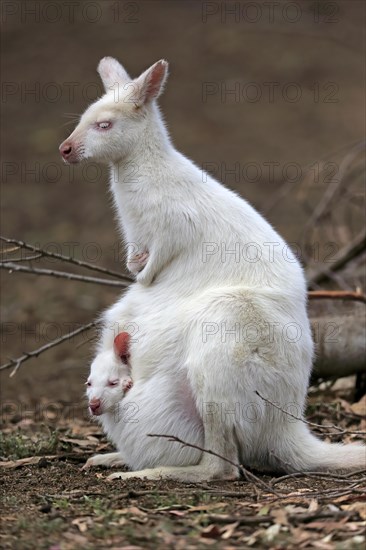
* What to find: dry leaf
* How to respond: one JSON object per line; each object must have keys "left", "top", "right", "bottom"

{"left": 63, "top": 532, "right": 89, "bottom": 545}
{"left": 71, "top": 517, "right": 92, "bottom": 532}
{"left": 271, "top": 509, "right": 288, "bottom": 525}
{"left": 221, "top": 521, "right": 240, "bottom": 539}
{"left": 60, "top": 437, "right": 97, "bottom": 447}
{"left": 342, "top": 502, "right": 366, "bottom": 520}
{"left": 201, "top": 524, "right": 221, "bottom": 539}
{"left": 167, "top": 510, "right": 186, "bottom": 517}
{"left": 114, "top": 507, "right": 146, "bottom": 517}
{"left": 0, "top": 456, "right": 57, "bottom": 469}
{"left": 263, "top": 523, "right": 281, "bottom": 542}
{"left": 350, "top": 395, "right": 366, "bottom": 417}
{"left": 244, "top": 528, "right": 263, "bottom": 546}
{"left": 308, "top": 499, "right": 319, "bottom": 513}
{"left": 187, "top": 503, "right": 227, "bottom": 514}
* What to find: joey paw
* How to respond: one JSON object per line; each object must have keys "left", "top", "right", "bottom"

{"left": 127, "top": 251, "right": 149, "bottom": 275}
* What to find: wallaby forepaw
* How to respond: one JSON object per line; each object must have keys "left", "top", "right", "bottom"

{"left": 127, "top": 251, "right": 149, "bottom": 275}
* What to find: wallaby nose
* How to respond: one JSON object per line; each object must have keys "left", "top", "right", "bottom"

{"left": 59, "top": 142, "right": 72, "bottom": 159}
{"left": 89, "top": 398, "right": 101, "bottom": 414}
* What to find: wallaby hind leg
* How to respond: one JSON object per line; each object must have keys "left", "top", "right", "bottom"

{"left": 108, "top": 319, "right": 241, "bottom": 482}
{"left": 108, "top": 421, "right": 239, "bottom": 482}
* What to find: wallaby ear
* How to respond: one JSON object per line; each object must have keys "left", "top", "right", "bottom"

{"left": 97, "top": 57, "right": 131, "bottom": 91}
{"left": 113, "top": 332, "right": 130, "bottom": 365}
{"left": 133, "top": 60, "right": 169, "bottom": 107}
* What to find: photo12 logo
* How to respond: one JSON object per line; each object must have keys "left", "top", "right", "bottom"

{"left": 201, "top": 2, "right": 340, "bottom": 25}
{"left": 201, "top": 241, "right": 339, "bottom": 265}
{"left": 1, "top": 1, "right": 140, "bottom": 24}
{"left": 202, "top": 81, "right": 339, "bottom": 104}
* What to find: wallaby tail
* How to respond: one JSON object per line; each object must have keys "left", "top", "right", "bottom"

{"left": 271, "top": 423, "right": 365, "bottom": 473}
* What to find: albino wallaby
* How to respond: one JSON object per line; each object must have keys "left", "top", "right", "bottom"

{"left": 86, "top": 333, "right": 133, "bottom": 417}
{"left": 60, "top": 57, "right": 365, "bottom": 482}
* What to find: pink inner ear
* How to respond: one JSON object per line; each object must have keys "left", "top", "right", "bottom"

{"left": 113, "top": 332, "right": 130, "bottom": 363}
{"left": 146, "top": 62, "right": 166, "bottom": 99}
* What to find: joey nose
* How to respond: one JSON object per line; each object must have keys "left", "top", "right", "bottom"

{"left": 89, "top": 398, "right": 101, "bottom": 415}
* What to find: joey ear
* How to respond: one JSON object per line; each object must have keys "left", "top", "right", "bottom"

{"left": 133, "top": 59, "right": 169, "bottom": 107}
{"left": 97, "top": 56, "right": 131, "bottom": 92}
{"left": 113, "top": 332, "right": 130, "bottom": 365}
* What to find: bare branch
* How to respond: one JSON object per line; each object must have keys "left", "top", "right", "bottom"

{"left": 255, "top": 391, "right": 366, "bottom": 436}
{"left": 301, "top": 145, "right": 364, "bottom": 241}
{"left": 307, "top": 228, "right": 366, "bottom": 288}
{"left": 0, "top": 235, "right": 133, "bottom": 282}
{"left": 0, "top": 321, "right": 99, "bottom": 377}
{"left": 308, "top": 289, "right": 366, "bottom": 304}
{"left": 147, "top": 433, "right": 280, "bottom": 495}
{"left": 0, "top": 254, "right": 43, "bottom": 263}
{"left": 0, "top": 262, "right": 128, "bottom": 287}
{"left": 263, "top": 140, "right": 365, "bottom": 215}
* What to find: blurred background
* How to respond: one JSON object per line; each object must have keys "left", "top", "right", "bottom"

{"left": 1, "top": 0, "right": 365, "bottom": 410}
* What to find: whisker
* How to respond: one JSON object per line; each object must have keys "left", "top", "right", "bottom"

{"left": 63, "top": 112, "right": 81, "bottom": 118}
{"left": 61, "top": 120, "right": 78, "bottom": 128}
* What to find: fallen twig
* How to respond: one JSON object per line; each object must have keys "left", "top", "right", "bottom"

{"left": 271, "top": 470, "right": 366, "bottom": 486}
{"left": 206, "top": 509, "right": 356, "bottom": 526}
{"left": 255, "top": 390, "right": 366, "bottom": 436}
{"left": 0, "top": 321, "right": 98, "bottom": 376}
{"left": 147, "top": 433, "right": 281, "bottom": 496}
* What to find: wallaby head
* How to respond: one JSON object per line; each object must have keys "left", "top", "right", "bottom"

{"left": 86, "top": 349, "right": 133, "bottom": 416}
{"left": 59, "top": 57, "right": 168, "bottom": 164}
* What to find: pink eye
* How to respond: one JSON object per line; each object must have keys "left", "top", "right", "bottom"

{"left": 108, "top": 380, "right": 119, "bottom": 387}
{"left": 96, "top": 121, "right": 111, "bottom": 130}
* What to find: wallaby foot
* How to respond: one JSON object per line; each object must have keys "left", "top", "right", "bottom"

{"left": 82, "top": 452, "right": 125, "bottom": 470}
{"left": 107, "top": 464, "right": 239, "bottom": 483}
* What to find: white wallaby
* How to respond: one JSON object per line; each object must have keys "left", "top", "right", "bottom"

{"left": 60, "top": 57, "right": 365, "bottom": 481}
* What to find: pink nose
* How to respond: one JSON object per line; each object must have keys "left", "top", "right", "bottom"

{"left": 89, "top": 398, "right": 101, "bottom": 414}
{"left": 59, "top": 141, "right": 73, "bottom": 160}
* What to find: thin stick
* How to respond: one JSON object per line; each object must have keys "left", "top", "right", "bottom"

{"left": 307, "top": 229, "right": 366, "bottom": 288}
{"left": 255, "top": 391, "right": 366, "bottom": 436}
{"left": 271, "top": 470, "right": 366, "bottom": 486}
{"left": 308, "top": 289, "right": 366, "bottom": 304}
{"left": 1, "top": 262, "right": 128, "bottom": 287}
{"left": 0, "top": 321, "right": 98, "bottom": 376}
{"left": 301, "top": 146, "right": 364, "bottom": 245}
{"left": 0, "top": 253, "right": 43, "bottom": 263}
{"left": 147, "top": 433, "right": 281, "bottom": 496}
{"left": 263, "top": 140, "right": 366, "bottom": 214}
{"left": 0, "top": 236, "right": 132, "bottom": 282}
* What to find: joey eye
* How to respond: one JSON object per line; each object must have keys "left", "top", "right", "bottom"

{"left": 108, "top": 380, "right": 119, "bottom": 387}
{"left": 96, "top": 121, "right": 112, "bottom": 130}
{"left": 86, "top": 381, "right": 91, "bottom": 387}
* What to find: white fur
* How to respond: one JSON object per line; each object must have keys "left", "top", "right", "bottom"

{"left": 61, "top": 58, "right": 365, "bottom": 481}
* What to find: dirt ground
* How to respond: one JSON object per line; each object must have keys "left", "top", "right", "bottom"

{"left": 1, "top": 1, "right": 365, "bottom": 548}
{"left": 1, "top": 386, "right": 365, "bottom": 549}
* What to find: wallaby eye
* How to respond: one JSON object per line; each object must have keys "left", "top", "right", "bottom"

{"left": 86, "top": 381, "right": 92, "bottom": 387}
{"left": 108, "top": 380, "right": 119, "bottom": 387}
{"left": 96, "top": 121, "right": 111, "bottom": 130}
